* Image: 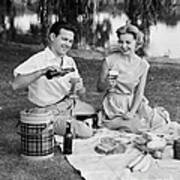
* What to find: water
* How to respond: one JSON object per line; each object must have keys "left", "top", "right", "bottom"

{"left": 149, "top": 23, "right": 180, "bottom": 58}
{"left": 2, "top": 6, "right": 180, "bottom": 58}
{"left": 94, "top": 12, "right": 180, "bottom": 58}
{"left": 14, "top": 14, "right": 39, "bottom": 33}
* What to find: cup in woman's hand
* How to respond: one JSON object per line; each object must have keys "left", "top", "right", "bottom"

{"left": 107, "top": 70, "right": 118, "bottom": 88}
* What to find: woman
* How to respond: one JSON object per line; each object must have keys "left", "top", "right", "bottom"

{"left": 97, "top": 23, "right": 170, "bottom": 133}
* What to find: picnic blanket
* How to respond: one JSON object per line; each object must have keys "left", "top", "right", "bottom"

{"left": 55, "top": 125, "right": 180, "bottom": 180}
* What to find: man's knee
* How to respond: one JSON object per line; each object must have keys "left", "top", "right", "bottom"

{"left": 72, "top": 120, "right": 93, "bottom": 138}
{"left": 54, "top": 118, "right": 93, "bottom": 138}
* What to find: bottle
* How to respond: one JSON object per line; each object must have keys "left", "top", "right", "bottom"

{"left": 92, "top": 114, "right": 98, "bottom": 129}
{"left": 46, "top": 68, "right": 75, "bottom": 79}
{"left": 173, "top": 138, "right": 180, "bottom": 160}
{"left": 45, "top": 70, "right": 60, "bottom": 79}
{"left": 63, "top": 120, "right": 73, "bottom": 155}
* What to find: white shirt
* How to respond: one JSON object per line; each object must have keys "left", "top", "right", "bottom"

{"left": 14, "top": 47, "right": 81, "bottom": 107}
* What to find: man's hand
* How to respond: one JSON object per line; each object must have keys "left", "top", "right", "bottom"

{"left": 43, "top": 66, "right": 75, "bottom": 79}
{"left": 41, "top": 66, "right": 59, "bottom": 75}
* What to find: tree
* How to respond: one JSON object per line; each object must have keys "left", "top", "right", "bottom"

{"left": 39, "top": 0, "right": 49, "bottom": 45}
{"left": 124, "top": 0, "right": 177, "bottom": 50}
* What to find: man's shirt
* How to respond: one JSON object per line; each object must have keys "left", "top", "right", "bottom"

{"left": 14, "top": 47, "right": 81, "bottom": 107}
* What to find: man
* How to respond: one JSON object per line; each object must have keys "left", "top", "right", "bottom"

{"left": 12, "top": 21, "right": 94, "bottom": 138}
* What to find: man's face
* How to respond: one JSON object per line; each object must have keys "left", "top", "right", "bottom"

{"left": 51, "top": 28, "right": 74, "bottom": 56}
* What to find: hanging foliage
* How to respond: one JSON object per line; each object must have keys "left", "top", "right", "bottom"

{"left": 32, "top": 0, "right": 177, "bottom": 49}
{"left": 124, "top": 0, "right": 177, "bottom": 56}
{"left": 38, "top": 0, "right": 49, "bottom": 45}
{"left": 124, "top": 0, "right": 177, "bottom": 29}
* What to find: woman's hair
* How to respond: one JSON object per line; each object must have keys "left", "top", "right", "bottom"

{"left": 116, "top": 24, "right": 144, "bottom": 50}
{"left": 49, "top": 21, "right": 77, "bottom": 37}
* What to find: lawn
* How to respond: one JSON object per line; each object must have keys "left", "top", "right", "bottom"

{"left": 0, "top": 42, "right": 180, "bottom": 180}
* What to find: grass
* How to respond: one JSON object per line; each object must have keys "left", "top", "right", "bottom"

{"left": 0, "top": 42, "right": 180, "bottom": 180}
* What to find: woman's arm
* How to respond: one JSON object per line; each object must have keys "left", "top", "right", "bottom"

{"left": 97, "top": 59, "right": 109, "bottom": 92}
{"left": 129, "top": 68, "right": 149, "bottom": 115}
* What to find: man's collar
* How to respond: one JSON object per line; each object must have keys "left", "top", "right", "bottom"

{"left": 45, "top": 47, "right": 66, "bottom": 59}
{"left": 45, "top": 47, "right": 56, "bottom": 59}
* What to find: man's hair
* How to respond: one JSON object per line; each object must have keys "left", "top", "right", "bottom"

{"left": 49, "top": 21, "right": 77, "bottom": 36}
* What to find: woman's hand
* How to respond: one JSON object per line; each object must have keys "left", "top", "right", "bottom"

{"left": 107, "top": 77, "right": 117, "bottom": 89}
{"left": 122, "top": 112, "right": 135, "bottom": 120}
{"left": 107, "top": 70, "right": 118, "bottom": 90}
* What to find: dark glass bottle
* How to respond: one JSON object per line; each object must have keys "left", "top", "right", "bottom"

{"left": 173, "top": 138, "right": 180, "bottom": 159}
{"left": 92, "top": 114, "right": 98, "bottom": 129}
{"left": 45, "top": 70, "right": 60, "bottom": 79}
{"left": 63, "top": 121, "right": 73, "bottom": 154}
{"left": 45, "top": 68, "right": 75, "bottom": 79}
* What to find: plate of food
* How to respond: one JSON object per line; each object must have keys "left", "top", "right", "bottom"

{"left": 95, "top": 136, "right": 126, "bottom": 155}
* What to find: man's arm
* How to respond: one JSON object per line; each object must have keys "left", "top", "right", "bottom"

{"left": 12, "top": 69, "right": 46, "bottom": 90}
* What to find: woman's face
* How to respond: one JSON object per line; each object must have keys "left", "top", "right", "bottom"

{"left": 118, "top": 33, "right": 136, "bottom": 56}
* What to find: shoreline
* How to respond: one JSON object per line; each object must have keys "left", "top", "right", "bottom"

{"left": 69, "top": 49, "right": 180, "bottom": 66}
{"left": 1, "top": 41, "right": 180, "bottom": 65}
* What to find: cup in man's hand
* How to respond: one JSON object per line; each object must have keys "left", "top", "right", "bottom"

{"left": 69, "top": 77, "right": 83, "bottom": 94}
{"left": 69, "top": 77, "right": 81, "bottom": 85}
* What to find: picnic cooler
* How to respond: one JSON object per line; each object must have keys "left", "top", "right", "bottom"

{"left": 19, "top": 108, "right": 54, "bottom": 160}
